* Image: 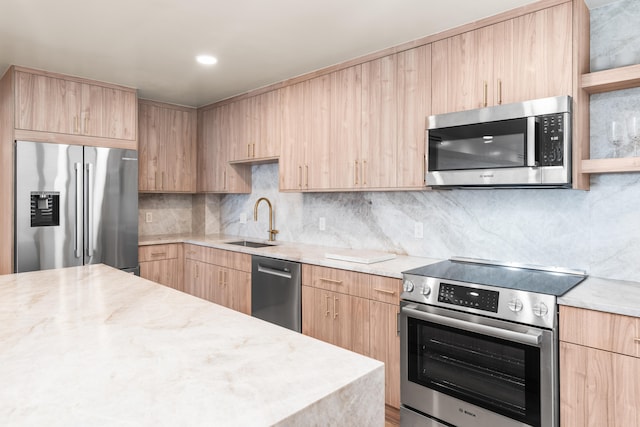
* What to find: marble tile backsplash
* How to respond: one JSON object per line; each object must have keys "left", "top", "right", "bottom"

{"left": 138, "top": 194, "right": 194, "bottom": 236}
{"left": 141, "top": 0, "right": 640, "bottom": 282}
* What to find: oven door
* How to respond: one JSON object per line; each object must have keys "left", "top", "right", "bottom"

{"left": 400, "top": 302, "right": 556, "bottom": 427}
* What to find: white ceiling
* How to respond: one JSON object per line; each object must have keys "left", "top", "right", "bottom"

{"left": 0, "top": 0, "right": 617, "bottom": 107}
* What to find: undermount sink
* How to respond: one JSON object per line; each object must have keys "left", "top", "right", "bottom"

{"left": 226, "top": 240, "right": 275, "bottom": 249}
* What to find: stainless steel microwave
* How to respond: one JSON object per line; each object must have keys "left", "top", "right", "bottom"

{"left": 426, "top": 96, "right": 572, "bottom": 188}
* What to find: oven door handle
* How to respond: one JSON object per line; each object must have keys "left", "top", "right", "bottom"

{"left": 402, "top": 306, "right": 542, "bottom": 347}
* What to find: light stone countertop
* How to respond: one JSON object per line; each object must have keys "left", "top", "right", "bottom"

{"left": 558, "top": 275, "right": 640, "bottom": 318}
{"left": 139, "top": 233, "right": 440, "bottom": 279}
{"left": 0, "top": 264, "right": 384, "bottom": 426}
{"left": 140, "top": 233, "right": 640, "bottom": 318}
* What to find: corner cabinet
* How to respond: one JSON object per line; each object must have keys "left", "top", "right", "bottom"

{"left": 197, "top": 103, "right": 251, "bottom": 193}
{"left": 559, "top": 305, "right": 640, "bottom": 426}
{"left": 138, "top": 100, "right": 196, "bottom": 192}
{"left": 301, "top": 264, "right": 402, "bottom": 408}
{"left": 12, "top": 66, "right": 137, "bottom": 149}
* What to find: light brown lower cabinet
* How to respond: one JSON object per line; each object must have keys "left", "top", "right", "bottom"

{"left": 302, "top": 264, "right": 401, "bottom": 408}
{"left": 183, "top": 244, "right": 251, "bottom": 315}
{"left": 139, "top": 244, "right": 183, "bottom": 291}
{"left": 559, "top": 306, "right": 640, "bottom": 426}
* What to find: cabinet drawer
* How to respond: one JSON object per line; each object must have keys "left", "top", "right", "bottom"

{"left": 369, "top": 276, "right": 402, "bottom": 304}
{"left": 302, "top": 265, "right": 370, "bottom": 299}
{"left": 560, "top": 305, "right": 639, "bottom": 357}
{"left": 184, "top": 244, "right": 251, "bottom": 272}
{"left": 139, "top": 244, "right": 178, "bottom": 262}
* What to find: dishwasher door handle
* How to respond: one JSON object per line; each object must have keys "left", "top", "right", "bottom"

{"left": 257, "top": 264, "right": 292, "bottom": 279}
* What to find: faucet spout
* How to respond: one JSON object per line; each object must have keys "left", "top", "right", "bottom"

{"left": 253, "top": 197, "right": 279, "bottom": 241}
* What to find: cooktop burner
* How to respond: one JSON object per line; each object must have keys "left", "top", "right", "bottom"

{"left": 404, "top": 258, "right": 586, "bottom": 297}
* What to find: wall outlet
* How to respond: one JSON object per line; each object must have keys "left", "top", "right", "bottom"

{"left": 145, "top": 212, "right": 153, "bottom": 223}
{"left": 414, "top": 222, "right": 423, "bottom": 239}
{"left": 239, "top": 213, "right": 247, "bottom": 224}
{"left": 319, "top": 217, "right": 326, "bottom": 231}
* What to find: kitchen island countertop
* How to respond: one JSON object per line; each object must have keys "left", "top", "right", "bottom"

{"left": 0, "top": 264, "right": 384, "bottom": 426}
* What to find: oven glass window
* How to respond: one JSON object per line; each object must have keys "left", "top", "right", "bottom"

{"left": 407, "top": 316, "right": 541, "bottom": 426}
{"left": 428, "top": 118, "right": 528, "bottom": 171}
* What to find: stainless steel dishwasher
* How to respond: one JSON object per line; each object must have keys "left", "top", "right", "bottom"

{"left": 251, "top": 255, "right": 301, "bottom": 332}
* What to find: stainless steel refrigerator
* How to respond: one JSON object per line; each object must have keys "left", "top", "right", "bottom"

{"left": 14, "top": 141, "right": 139, "bottom": 274}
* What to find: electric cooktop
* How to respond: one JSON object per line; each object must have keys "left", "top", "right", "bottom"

{"left": 404, "top": 258, "right": 587, "bottom": 297}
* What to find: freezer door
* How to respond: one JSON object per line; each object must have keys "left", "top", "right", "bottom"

{"left": 83, "top": 147, "right": 138, "bottom": 269}
{"left": 15, "top": 141, "right": 84, "bottom": 272}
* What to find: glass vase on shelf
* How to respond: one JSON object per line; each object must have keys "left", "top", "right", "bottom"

{"left": 626, "top": 114, "right": 640, "bottom": 157}
{"left": 608, "top": 119, "right": 624, "bottom": 157}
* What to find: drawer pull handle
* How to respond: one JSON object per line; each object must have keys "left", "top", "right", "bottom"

{"left": 319, "top": 277, "right": 343, "bottom": 285}
{"left": 634, "top": 338, "right": 640, "bottom": 343}
{"left": 373, "top": 288, "right": 396, "bottom": 295}
{"left": 151, "top": 252, "right": 167, "bottom": 257}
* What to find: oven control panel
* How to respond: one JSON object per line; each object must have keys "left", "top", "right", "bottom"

{"left": 401, "top": 273, "right": 558, "bottom": 329}
{"left": 438, "top": 282, "right": 499, "bottom": 313}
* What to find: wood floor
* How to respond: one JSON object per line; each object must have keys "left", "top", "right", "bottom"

{"left": 385, "top": 405, "right": 400, "bottom": 427}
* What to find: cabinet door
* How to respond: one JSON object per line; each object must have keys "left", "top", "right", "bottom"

{"left": 165, "top": 107, "right": 196, "bottom": 192}
{"left": 98, "top": 86, "right": 137, "bottom": 140}
{"left": 14, "top": 71, "right": 82, "bottom": 134}
{"left": 330, "top": 66, "right": 361, "bottom": 190}
{"left": 397, "top": 45, "right": 430, "bottom": 188}
{"left": 307, "top": 74, "right": 332, "bottom": 190}
{"left": 140, "top": 259, "right": 179, "bottom": 290}
{"left": 331, "top": 291, "right": 369, "bottom": 355}
{"left": 499, "top": 3, "right": 572, "bottom": 105}
{"left": 280, "top": 81, "right": 308, "bottom": 190}
{"left": 560, "top": 342, "right": 640, "bottom": 427}
{"left": 246, "top": 90, "right": 281, "bottom": 160}
{"left": 362, "top": 55, "right": 397, "bottom": 189}
{"left": 432, "top": 26, "right": 494, "bottom": 114}
{"left": 369, "top": 300, "right": 400, "bottom": 408}
{"left": 197, "top": 106, "right": 251, "bottom": 193}
{"left": 302, "top": 287, "right": 335, "bottom": 344}
{"left": 185, "top": 259, "right": 214, "bottom": 301}
{"left": 138, "top": 102, "right": 165, "bottom": 191}
{"left": 226, "top": 268, "right": 251, "bottom": 315}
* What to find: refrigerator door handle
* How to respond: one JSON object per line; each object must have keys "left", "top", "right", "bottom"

{"left": 85, "top": 162, "right": 94, "bottom": 258}
{"left": 74, "top": 162, "right": 82, "bottom": 258}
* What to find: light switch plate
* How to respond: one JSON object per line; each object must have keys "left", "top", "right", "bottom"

{"left": 145, "top": 212, "right": 153, "bottom": 223}
{"left": 319, "top": 217, "right": 326, "bottom": 231}
{"left": 240, "top": 213, "right": 247, "bottom": 224}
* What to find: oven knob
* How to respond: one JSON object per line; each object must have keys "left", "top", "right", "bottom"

{"left": 403, "top": 280, "right": 414, "bottom": 293}
{"left": 508, "top": 298, "right": 523, "bottom": 312}
{"left": 420, "top": 285, "right": 431, "bottom": 297}
{"left": 533, "top": 302, "right": 549, "bottom": 317}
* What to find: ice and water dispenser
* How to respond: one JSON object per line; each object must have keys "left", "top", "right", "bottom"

{"left": 30, "top": 191, "right": 60, "bottom": 227}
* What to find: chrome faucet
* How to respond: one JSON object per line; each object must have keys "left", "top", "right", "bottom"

{"left": 254, "top": 197, "right": 279, "bottom": 241}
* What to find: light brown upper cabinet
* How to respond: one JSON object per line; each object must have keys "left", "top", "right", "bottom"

{"left": 14, "top": 68, "right": 137, "bottom": 144}
{"left": 197, "top": 103, "right": 251, "bottom": 193}
{"left": 396, "top": 45, "right": 431, "bottom": 188}
{"left": 138, "top": 100, "right": 196, "bottom": 192}
{"left": 231, "top": 90, "right": 281, "bottom": 162}
{"left": 281, "top": 48, "right": 430, "bottom": 192}
{"left": 431, "top": 2, "right": 572, "bottom": 115}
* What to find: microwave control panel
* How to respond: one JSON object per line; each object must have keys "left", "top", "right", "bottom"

{"left": 539, "top": 113, "right": 566, "bottom": 166}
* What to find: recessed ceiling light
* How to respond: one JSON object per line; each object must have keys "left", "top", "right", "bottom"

{"left": 196, "top": 55, "right": 218, "bottom": 65}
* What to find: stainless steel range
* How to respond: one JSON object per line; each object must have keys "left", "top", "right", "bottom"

{"left": 400, "top": 258, "right": 586, "bottom": 427}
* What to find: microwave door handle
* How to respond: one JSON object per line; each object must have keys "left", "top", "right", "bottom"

{"left": 402, "top": 305, "right": 542, "bottom": 347}
{"left": 527, "top": 116, "right": 537, "bottom": 167}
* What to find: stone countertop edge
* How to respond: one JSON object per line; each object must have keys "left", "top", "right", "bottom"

{"left": 0, "top": 264, "right": 384, "bottom": 426}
